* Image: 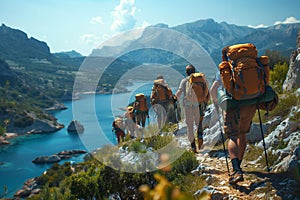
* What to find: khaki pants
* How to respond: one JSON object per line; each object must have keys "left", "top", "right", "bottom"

{"left": 184, "top": 105, "right": 204, "bottom": 143}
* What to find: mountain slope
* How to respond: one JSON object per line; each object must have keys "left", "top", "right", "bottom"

{"left": 92, "top": 19, "right": 300, "bottom": 69}
{"left": 0, "top": 24, "right": 54, "bottom": 63}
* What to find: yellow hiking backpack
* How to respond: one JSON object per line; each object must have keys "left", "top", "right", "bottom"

{"left": 151, "top": 79, "right": 173, "bottom": 104}
{"left": 219, "top": 43, "right": 270, "bottom": 100}
{"left": 185, "top": 72, "right": 210, "bottom": 104}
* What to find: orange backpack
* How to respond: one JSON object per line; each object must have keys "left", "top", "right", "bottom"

{"left": 151, "top": 79, "right": 173, "bottom": 104}
{"left": 134, "top": 93, "right": 148, "bottom": 112}
{"left": 185, "top": 72, "right": 210, "bottom": 104}
{"left": 219, "top": 43, "right": 270, "bottom": 100}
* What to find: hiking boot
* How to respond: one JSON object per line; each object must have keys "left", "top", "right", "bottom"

{"left": 229, "top": 170, "right": 244, "bottom": 184}
{"left": 191, "top": 141, "right": 198, "bottom": 153}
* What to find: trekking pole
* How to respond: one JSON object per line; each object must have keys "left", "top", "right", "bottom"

{"left": 257, "top": 107, "right": 270, "bottom": 172}
{"left": 215, "top": 104, "right": 230, "bottom": 176}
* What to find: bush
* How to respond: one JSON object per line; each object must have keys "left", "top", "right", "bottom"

{"left": 269, "top": 62, "right": 289, "bottom": 93}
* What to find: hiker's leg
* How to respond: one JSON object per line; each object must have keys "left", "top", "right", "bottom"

{"left": 141, "top": 113, "right": 146, "bottom": 127}
{"left": 237, "top": 133, "right": 246, "bottom": 162}
{"left": 197, "top": 116, "right": 204, "bottom": 149}
{"left": 238, "top": 104, "right": 257, "bottom": 162}
{"left": 185, "top": 106, "right": 193, "bottom": 142}
{"left": 223, "top": 108, "right": 240, "bottom": 170}
{"left": 135, "top": 114, "right": 140, "bottom": 126}
{"left": 185, "top": 106, "right": 195, "bottom": 150}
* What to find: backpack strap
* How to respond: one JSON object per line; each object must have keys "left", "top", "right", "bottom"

{"left": 256, "top": 57, "right": 267, "bottom": 86}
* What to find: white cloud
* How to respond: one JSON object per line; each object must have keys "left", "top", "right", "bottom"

{"left": 274, "top": 16, "right": 300, "bottom": 25}
{"left": 111, "top": 0, "right": 137, "bottom": 32}
{"left": 248, "top": 24, "right": 267, "bottom": 29}
{"left": 80, "top": 34, "right": 102, "bottom": 45}
{"left": 90, "top": 16, "right": 104, "bottom": 24}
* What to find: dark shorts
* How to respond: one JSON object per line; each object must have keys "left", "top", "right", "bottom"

{"left": 222, "top": 104, "right": 256, "bottom": 136}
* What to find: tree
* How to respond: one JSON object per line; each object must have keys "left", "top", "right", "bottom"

{"left": 265, "top": 49, "right": 289, "bottom": 69}
{"left": 269, "top": 62, "right": 289, "bottom": 93}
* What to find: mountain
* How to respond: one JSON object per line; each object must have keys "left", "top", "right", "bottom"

{"left": 0, "top": 58, "right": 17, "bottom": 85}
{"left": 0, "top": 24, "right": 54, "bottom": 64}
{"left": 53, "top": 50, "right": 83, "bottom": 58}
{"left": 92, "top": 19, "right": 300, "bottom": 67}
{"left": 172, "top": 18, "right": 253, "bottom": 54}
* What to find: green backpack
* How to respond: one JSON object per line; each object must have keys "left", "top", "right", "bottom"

{"left": 217, "top": 85, "right": 278, "bottom": 112}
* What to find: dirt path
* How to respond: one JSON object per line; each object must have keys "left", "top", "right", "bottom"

{"left": 192, "top": 149, "right": 299, "bottom": 200}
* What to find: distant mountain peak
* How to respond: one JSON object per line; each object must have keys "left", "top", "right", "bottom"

{"left": 54, "top": 50, "right": 83, "bottom": 58}
{"left": 150, "top": 23, "right": 169, "bottom": 28}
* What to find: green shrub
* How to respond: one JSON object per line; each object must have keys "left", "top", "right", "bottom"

{"left": 269, "top": 62, "right": 289, "bottom": 93}
{"left": 128, "top": 140, "right": 147, "bottom": 153}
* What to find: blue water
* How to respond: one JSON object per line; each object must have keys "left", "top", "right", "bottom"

{"left": 0, "top": 82, "right": 153, "bottom": 197}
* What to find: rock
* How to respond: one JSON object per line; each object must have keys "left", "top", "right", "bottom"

{"left": 283, "top": 28, "right": 300, "bottom": 92}
{"left": 47, "top": 155, "right": 61, "bottom": 163}
{"left": 31, "top": 188, "right": 41, "bottom": 194}
{"left": 247, "top": 123, "right": 267, "bottom": 143}
{"left": 0, "top": 139, "right": 10, "bottom": 145}
{"left": 33, "top": 149, "right": 87, "bottom": 164}
{"left": 67, "top": 120, "right": 84, "bottom": 133}
{"left": 32, "top": 155, "right": 61, "bottom": 164}
{"left": 266, "top": 116, "right": 282, "bottom": 127}
{"left": 44, "top": 103, "right": 67, "bottom": 111}
{"left": 293, "top": 146, "right": 300, "bottom": 159}
{"left": 202, "top": 104, "right": 218, "bottom": 129}
{"left": 32, "top": 156, "right": 49, "bottom": 164}
{"left": 58, "top": 149, "right": 87, "bottom": 156}
{"left": 14, "top": 188, "right": 31, "bottom": 198}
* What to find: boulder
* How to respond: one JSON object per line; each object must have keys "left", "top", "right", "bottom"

{"left": 67, "top": 120, "right": 84, "bottom": 133}
{"left": 247, "top": 123, "right": 267, "bottom": 143}
{"left": 47, "top": 155, "right": 61, "bottom": 163}
{"left": 32, "top": 156, "right": 49, "bottom": 164}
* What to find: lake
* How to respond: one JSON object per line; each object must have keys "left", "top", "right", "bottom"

{"left": 0, "top": 82, "right": 154, "bottom": 198}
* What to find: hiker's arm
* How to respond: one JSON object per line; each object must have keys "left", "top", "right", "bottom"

{"left": 210, "top": 80, "right": 221, "bottom": 103}
{"left": 175, "top": 79, "right": 185, "bottom": 100}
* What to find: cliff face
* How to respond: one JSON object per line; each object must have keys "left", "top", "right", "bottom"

{"left": 0, "top": 24, "right": 53, "bottom": 63}
{"left": 283, "top": 28, "right": 300, "bottom": 92}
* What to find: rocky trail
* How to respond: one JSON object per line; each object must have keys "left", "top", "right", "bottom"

{"left": 190, "top": 148, "right": 300, "bottom": 200}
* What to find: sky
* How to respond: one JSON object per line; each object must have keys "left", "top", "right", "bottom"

{"left": 1, "top": 0, "right": 300, "bottom": 56}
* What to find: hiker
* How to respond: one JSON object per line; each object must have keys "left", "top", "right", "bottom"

{"left": 124, "top": 106, "right": 137, "bottom": 138}
{"left": 210, "top": 44, "right": 271, "bottom": 184}
{"left": 150, "top": 75, "right": 176, "bottom": 129}
{"left": 133, "top": 93, "right": 149, "bottom": 128}
{"left": 112, "top": 117, "right": 125, "bottom": 144}
{"left": 175, "top": 65, "right": 210, "bottom": 153}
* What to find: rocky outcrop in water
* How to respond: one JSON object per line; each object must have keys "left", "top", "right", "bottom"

{"left": 67, "top": 120, "right": 84, "bottom": 133}
{"left": 32, "top": 149, "right": 87, "bottom": 164}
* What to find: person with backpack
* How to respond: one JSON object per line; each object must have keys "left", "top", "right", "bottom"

{"left": 175, "top": 65, "right": 210, "bottom": 153}
{"left": 210, "top": 43, "right": 273, "bottom": 184}
{"left": 150, "top": 75, "right": 175, "bottom": 130}
{"left": 124, "top": 106, "right": 137, "bottom": 139}
{"left": 112, "top": 117, "right": 125, "bottom": 144}
{"left": 133, "top": 93, "right": 149, "bottom": 129}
